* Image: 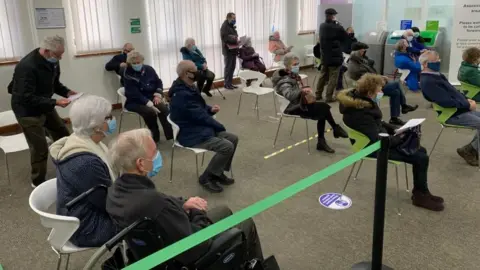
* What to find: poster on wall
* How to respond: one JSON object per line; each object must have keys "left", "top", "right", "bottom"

{"left": 35, "top": 8, "right": 66, "bottom": 29}
{"left": 448, "top": 1, "right": 480, "bottom": 83}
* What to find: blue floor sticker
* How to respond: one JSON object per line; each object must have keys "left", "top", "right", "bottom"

{"left": 319, "top": 193, "right": 352, "bottom": 210}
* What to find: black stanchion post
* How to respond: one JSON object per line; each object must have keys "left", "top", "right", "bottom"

{"left": 352, "top": 133, "right": 393, "bottom": 270}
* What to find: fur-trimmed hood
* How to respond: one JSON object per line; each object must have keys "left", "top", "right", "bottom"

{"left": 337, "top": 89, "right": 375, "bottom": 110}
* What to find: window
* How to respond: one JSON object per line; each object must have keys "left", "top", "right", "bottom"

{"left": 147, "top": 0, "right": 286, "bottom": 87}
{"left": 298, "top": 0, "right": 317, "bottom": 34}
{"left": 68, "top": 0, "right": 124, "bottom": 54}
{"left": 0, "top": 0, "right": 25, "bottom": 62}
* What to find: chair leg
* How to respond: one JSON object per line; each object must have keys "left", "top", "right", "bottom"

{"left": 305, "top": 120, "right": 310, "bottom": 155}
{"left": 290, "top": 118, "right": 296, "bottom": 136}
{"left": 395, "top": 165, "right": 401, "bottom": 216}
{"left": 195, "top": 155, "right": 200, "bottom": 179}
{"left": 237, "top": 92, "right": 243, "bottom": 115}
{"left": 118, "top": 112, "right": 124, "bottom": 132}
{"left": 342, "top": 162, "right": 357, "bottom": 193}
{"left": 5, "top": 155, "right": 10, "bottom": 185}
{"left": 477, "top": 130, "right": 480, "bottom": 171}
{"left": 216, "top": 87, "right": 226, "bottom": 100}
{"left": 169, "top": 146, "right": 175, "bottom": 183}
{"left": 65, "top": 254, "right": 70, "bottom": 270}
{"left": 273, "top": 116, "right": 283, "bottom": 148}
{"left": 404, "top": 163, "right": 409, "bottom": 192}
{"left": 255, "top": 96, "right": 260, "bottom": 120}
{"left": 56, "top": 254, "right": 62, "bottom": 270}
{"left": 272, "top": 91, "right": 277, "bottom": 116}
{"left": 201, "top": 152, "right": 205, "bottom": 167}
{"left": 354, "top": 159, "right": 364, "bottom": 180}
{"left": 429, "top": 126, "right": 444, "bottom": 157}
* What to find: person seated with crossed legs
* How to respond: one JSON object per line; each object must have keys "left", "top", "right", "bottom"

{"left": 169, "top": 60, "right": 238, "bottom": 193}
{"left": 458, "top": 46, "right": 480, "bottom": 102}
{"left": 338, "top": 73, "right": 444, "bottom": 211}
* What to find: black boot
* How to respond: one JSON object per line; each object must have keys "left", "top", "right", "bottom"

{"left": 199, "top": 173, "right": 223, "bottom": 193}
{"left": 332, "top": 124, "right": 348, "bottom": 138}
{"left": 389, "top": 117, "right": 406, "bottom": 126}
{"left": 212, "top": 173, "right": 235, "bottom": 185}
{"left": 317, "top": 138, "right": 335, "bottom": 153}
{"left": 401, "top": 104, "right": 418, "bottom": 114}
{"left": 202, "top": 89, "right": 213, "bottom": 97}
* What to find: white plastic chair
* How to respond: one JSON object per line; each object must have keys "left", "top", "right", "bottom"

{"left": 117, "top": 87, "right": 143, "bottom": 132}
{"left": 0, "top": 110, "right": 29, "bottom": 185}
{"left": 29, "top": 178, "right": 94, "bottom": 270}
{"left": 270, "top": 53, "right": 284, "bottom": 70}
{"left": 237, "top": 70, "right": 276, "bottom": 120}
{"left": 273, "top": 93, "right": 313, "bottom": 154}
{"left": 167, "top": 115, "right": 208, "bottom": 182}
{"left": 304, "top": 45, "right": 315, "bottom": 66}
{"left": 398, "top": 69, "right": 411, "bottom": 84}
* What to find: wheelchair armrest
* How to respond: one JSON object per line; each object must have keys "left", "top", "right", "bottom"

{"left": 65, "top": 184, "right": 108, "bottom": 210}
{"left": 105, "top": 218, "right": 155, "bottom": 250}
{"left": 195, "top": 227, "right": 243, "bottom": 267}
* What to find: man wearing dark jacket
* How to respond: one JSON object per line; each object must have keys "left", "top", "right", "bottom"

{"left": 8, "top": 35, "right": 76, "bottom": 187}
{"left": 420, "top": 51, "right": 480, "bottom": 166}
{"left": 169, "top": 60, "right": 237, "bottom": 193}
{"left": 220, "top": 12, "right": 239, "bottom": 90}
{"left": 316, "top": 8, "right": 348, "bottom": 102}
{"left": 105, "top": 43, "right": 134, "bottom": 86}
{"left": 106, "top": 128, "right": 264, "bottom": 266}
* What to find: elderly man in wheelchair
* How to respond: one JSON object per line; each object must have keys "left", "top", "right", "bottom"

{"left": 69, "top": 128, "right": 278, "bottom": 270}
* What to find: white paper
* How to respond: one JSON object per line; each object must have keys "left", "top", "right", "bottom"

{"left": 35, "top": 8, "right": 66, "bottom": 29}
{"left": 395, "top": 118, "right": 425, "bottom": 135}
{"left": 68, "top": 93, "right": 84, "bottom": 102}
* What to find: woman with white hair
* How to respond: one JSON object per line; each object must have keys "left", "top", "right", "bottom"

{"left": 180, "top": 38, "right": 215, "bottom": 97}
{"left": 271, "top": 52, "right": 348, "bottom": 153}
{"left": 238, "top": 36, "right": 266, "bottom": 73}
{"left": 123, "top": 50, "right": 173, "bottom": 143}
{"left": 50, "top": 95, "right": 117, "bottom": 247}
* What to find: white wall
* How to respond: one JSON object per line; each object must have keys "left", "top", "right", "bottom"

{"left": 0, "top": 0, "right": 314, "bottom": 115}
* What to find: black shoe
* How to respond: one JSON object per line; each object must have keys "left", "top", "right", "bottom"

{"left": 401, "top": 104, "right": 418, "bottom": 114}
{"left": 317, "top": 138, "right": 335, "bottom": 153}
{"left": 199, "top": 175, "right": 223, "bottom": 193}
{"left": 213, "top": 173, "right": 235, "bottom": 185}
{"left": 389, "top": 117, "right": 405, "bottom": 126}
{"left": 203, "top": 89, "right": 213, "bottom": 97}
{"left": 232, "top": 85, "right": 239, "bottom": 89}
{"left": 224, "top": 85, "right": 235, "bottom": 90}
{"left": 333, "top": 124, "right": 348, "bottom": 138}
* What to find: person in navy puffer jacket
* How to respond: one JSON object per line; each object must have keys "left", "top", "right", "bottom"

{"left": 123, "top": 51, "right": 173, "bottom": 143}
{"left": 394, "top": 40, "right": 422, "bottom": 91}
{"left": 180, "top": 38, "right": 215, "bottom": 97}
{"left": 169, "top": 60, "right": 237, "bottom": 193}
{"left": 50, "top": 95, "right": 117, "bottom": 247}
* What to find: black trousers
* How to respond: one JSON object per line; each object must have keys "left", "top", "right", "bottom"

{"left": 223, "top": 54, "right": 237, "bottom": 86}
{"left": 388, "top": 146, "right": 429, "bottom": 193}
{"left": 197, "top": 69, "right": 215, "bottom": 93}
{"left": 289, "top": 102, "right": 337, "bottom": 140}
{"left": 125, "top": 102, "right": 173, "bottom": 142}
{"left": 207, "top": 206, "right": 264, "bottom": 262}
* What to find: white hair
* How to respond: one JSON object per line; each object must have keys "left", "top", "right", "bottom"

{"left": 184, "top": 38, "right": 195, "bottom": 47}
{"left": 108, "top": 128, "right": 152, "bottom": 174}
{"left": 404, "top": 29, "right": 414, "bottom": 36}
{"left": 126, "top": 50, "right": 144, "bottom": 64}
{"left": 419, "top": 51, "right": 439, "bottom": 65}
{"left": 176, "top": 60, "right": 195, "bottom": 76}
{"left": 40, "top": 35, "right": 65, "bottom": 51}
{"left": 283, "top": 52, "right": 299, "bottom": 67}
{"left": 69, "top": 95, "right": 112, "bottom": 136}
{"left": 394, "top": 40, "right": 407, "bottom": 51}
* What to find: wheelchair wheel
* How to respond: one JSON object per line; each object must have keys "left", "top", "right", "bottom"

{"left": 83, "top": 242, "right": 129, "bottom": 270}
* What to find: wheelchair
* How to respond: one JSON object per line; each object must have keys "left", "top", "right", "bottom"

{"left": 66, "top": 185, "right": 275, "bottom": 270}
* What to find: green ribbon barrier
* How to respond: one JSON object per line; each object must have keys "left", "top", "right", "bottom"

{"left": 125, "top": 141, "right": 381, "bottom": 270}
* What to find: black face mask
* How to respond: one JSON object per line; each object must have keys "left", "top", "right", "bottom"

{"left": 187, "top": 71, "right": 197, "bottom": 82}
{"left": 348, "top": 33, "right": 355, "bottom": 38}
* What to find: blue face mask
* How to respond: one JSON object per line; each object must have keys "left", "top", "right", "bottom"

{"left": 291, "top": 65, "right": 300, "bottom": 74}
{"left": 132, "top": 64, "right": 143, "bottom": 72}
{"left": 191, "top": 45, "right": 197, "bottom": 51}
{"left": 374, "top": 92, "right": 384, "bottom": 103}
{"left": 231, "top": 19, "right": 236, "bottom": 25}
{"left": 427, "top": 61, "right": 441, "bottom": 72}
{"left": 147, "top": 151, "right": 163, "bottom": 178}
{"left": 104, "top": 118, "right": 116, "bottom": 136}
{"left": 47, "top": 57, "right": 58, "bottom": 63}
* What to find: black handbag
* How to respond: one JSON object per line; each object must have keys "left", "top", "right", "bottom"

{"left": 396, "top": 125, "right": 421, "bottom": 156}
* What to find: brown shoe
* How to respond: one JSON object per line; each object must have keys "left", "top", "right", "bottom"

{"left": 457, "top": 145, "right": 479, "bottom": 166}
{"left": 412, "top": 191, "right": 444, "bottom": 211}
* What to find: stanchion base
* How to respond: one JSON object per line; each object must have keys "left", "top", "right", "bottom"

{"left": 352, "top": 262, "right": 393, "bottom": 270}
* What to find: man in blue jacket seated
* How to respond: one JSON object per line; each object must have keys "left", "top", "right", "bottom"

{"left": 180, "top": 38, "right": 215, "bottom": 97}
{"left": 123, "top": 51, "right": 173, "bottom": 143}
{"left": 105, "top": 43, "right": 134, "bottom": 86}
{"left": 169, "top": 60, "right": 237, "bottom": 193}
{"left": 394, "top": 40, "right": 422, "bottom": 91}
{"left": 420, "top": 51, "right": 480, "bottom": 167}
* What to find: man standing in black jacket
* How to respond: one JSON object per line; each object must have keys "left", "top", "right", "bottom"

{"left": 220, "top": 12, "right": 239, "bottom": 90}
{"left": 8, "top": 35, "right": 76, "bottom": 187}
{"left": 316, "top": 8, "right": 348, "bottom": 102}
{"left": 105, "top": 42, "right": 134, "bottom": 86}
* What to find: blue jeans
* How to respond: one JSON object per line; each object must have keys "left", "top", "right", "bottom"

{"left": 382, "top": 81, "right": 406, "bottom": 118}
{"left": 446, "top": 111, "right": 480, "bottom": 150}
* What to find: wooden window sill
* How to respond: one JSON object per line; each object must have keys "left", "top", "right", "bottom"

{"left": 0, "top": 60, "right": 20, "bottom": 66}
{"left": 75, "top": 50, "right": 122, "bottom": 58}
{"left": 297, "top": 30, "right": 315, "bottom": 36}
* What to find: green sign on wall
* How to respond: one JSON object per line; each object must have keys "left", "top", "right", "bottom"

{"left": 426, "top": 20, "right": 439, "bottom": 31}
{"left": 130, "top": 18, "right": 141, "bottom": 34}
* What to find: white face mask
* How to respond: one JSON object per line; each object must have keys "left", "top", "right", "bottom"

{"left": 406, "top": 36, "right": 413, "bottom": 42}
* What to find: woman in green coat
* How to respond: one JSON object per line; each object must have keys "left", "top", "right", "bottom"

{"left": 458, "top": 47, "right": 480, "bottom": 102}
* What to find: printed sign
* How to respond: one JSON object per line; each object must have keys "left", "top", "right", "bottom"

{"left": 319, "top": 193, "right": 352, "bottom": 210}
{"left": 400, "top": 20, "right": 413, "bottom": 30}
{"left": 35, "top": 8, "right": 66, "bottom": 29}
{"left": 130, "top": 18, "right": 141, "bottom": 34}
{"left": 426, "top": 20, "right": 440, "bottom": 31}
